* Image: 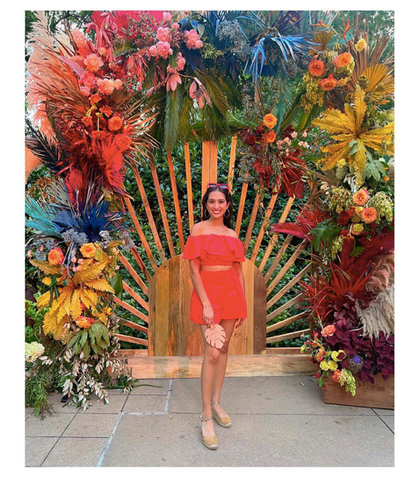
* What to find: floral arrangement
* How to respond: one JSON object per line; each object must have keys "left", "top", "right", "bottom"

{"left": 239, "top": 118, "right": 309, "bottom": 198}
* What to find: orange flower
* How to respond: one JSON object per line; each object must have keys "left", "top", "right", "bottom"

{"left": 48, "top": 247, "right": 64, "bottom": 265}
{"left": 90, "top": 93, "right": 102, "bottom": 105}
{"left": 91, "top": 130, "right": 107, "bottom": 140}
{"left": 359, "top": 207, "right": 378, "bottom": 224}
{"left": 100, "top": 106, "right": 113, "bottom": 117}
{"left": 80, "top": 243, "right": 97, "bottom": 258}
{"left": 115, "top": 134, "right": 132, "bottom": 152}
{"left": 82, "top": 116, "right": 93, "bottom": 127}
{"left": 334, "top": 52, "right": 353, "bottom": 69}
{"left": 84, "top": 53, "right": 103, "bottom": 72}
{"left": 266, "top": 131, "right": 277, "bottom": 143}
{"left": 318, "top": 74, "right": 337, "bottom": 91}
{"left": 75, "top": 316, "right": 95, "bottom": 329}
{"left": 332, "top": 369, "right": 342, "bottom": 382}
{"left": 353, "top": 189, "right": 369, "bottom": 206}
{"left": 108, "top": 116, "right": 123, "bottom": 132}
{"left": 97, "top": 78, "right": 115, "bottom": 95}
{"left": 308, "top": 57, "right": 326, "bottom": 77}
{"left": 383, "top": 176, "right": 390, "bottom": 182}
{"left": 321, "top": 325, "right": 336, "bottom": 337}
{"left": 263, "top": 114, "right": 278, "bottom": 129}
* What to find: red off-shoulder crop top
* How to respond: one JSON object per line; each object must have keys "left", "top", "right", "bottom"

{"left": 182, "top": 234, "right": 246, "bottom": 266}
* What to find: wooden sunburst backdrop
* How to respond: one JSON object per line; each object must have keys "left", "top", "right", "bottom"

{"left": 114, "top": 137, "right": 316, "bottom": 378}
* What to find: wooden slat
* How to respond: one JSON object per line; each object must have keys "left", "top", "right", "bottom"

{"left": 251, "top": 192, "right": 278, "bottom": 263}
{"left": 235, "top": 172, "right": 249, "bottom": 236}
{"left": 266, "top": 312, "right": 309, "bottom": 334}
{"left": 266, "top": 347, "right": 303, "bottom": 355}
{"left": 122, "top": 281, "right": 149, "bottom": 312}
{"left": 267, "top": 239, "right": 309, "bottom": 295}
{"left": 130, "top": 163, "right": 166, "bottom": 263}
{"left": 115, "top": 334, "right": 148, "bottom": 347}
{"left": 243, "top": 190, "right": 262, "bottom": 253}
{"left": 267, "top": 264, "right": 312, "bottom": 309}
{"left": 166, "top": 150, "right": 185, "bottom": 251}
{"left": 150, "top": 158, "right": 175, "bottom": 257}
{"left": 201, "top": 140, "right": 218, "bottom": 205}
{"left": 119, "top": 353, "right": 316, "bottom": 379}
{"left": 259, "top": 196, "right": 295, "bottom": 271}
{"left": 130, "top": 247, "right": 151, "bottom": 282}
{"left": 119, "top": 253, "right": 149, "bottom": 296}
{"left": 266, "top": 328, "right": 311, "bottom": 344}
{"left": 227, "top": 135, "right": 237, "bottom": 191}
{"left": 118, "top": 317, "right": 149, "bottom": 334}
{"left": 113, "top": 296, "right": 149, "bottom": 323}
{"left": 264, "top": 235, "right": 293, "bottom": 281}
{"left": 266, "top": 293, "right": 303, "bottom": 321}
{"left": 184, "top": 142, "right": 194, "bottom": 232}
{"left": 124, "top": 197, "right": 158, "bottom": 271}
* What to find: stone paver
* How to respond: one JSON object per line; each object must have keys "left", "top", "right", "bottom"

{"left": 129, "top": 378, "right": 171, "bottom": 394}
{"left": 170, "top": 376, "right": 375, "bottom": 416}
{"left": 25, "top": 375, "right": 395, "bottom": 467}
{"left": 63, "top": 413, "right": 119, "bottom": 437}
{"left": 25, "top": 436, "right": 59, "bottom": 467}
{"left": 41, "top": 437, "right": 108, "bottom": 467}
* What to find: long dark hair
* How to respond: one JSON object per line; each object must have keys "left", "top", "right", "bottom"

{"left": 201, "top": 186, "right": 233, "bottom": 229}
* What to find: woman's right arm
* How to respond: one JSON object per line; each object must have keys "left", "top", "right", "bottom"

{"left": 189, "top": 258, "right": 214, "bottom": 326}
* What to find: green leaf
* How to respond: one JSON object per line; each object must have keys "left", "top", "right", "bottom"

{"left": 83, "top": 339, "right": 91, "bottom": 359}
{"left": 351, "top": 244, "right": 365, "bottom": 257}
{"left": 309, "top": 220, "right": 341, "bottom": 251}
{"left": 109, "top": 273, "right": 123, "bottom": 298}
{"left": 79, "top": 329, "right": 88, "bottom": 348}
{"left": 67, "top": 332, "right": 80, "bottom": 349}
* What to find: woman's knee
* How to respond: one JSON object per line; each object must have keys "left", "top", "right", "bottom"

{"left": 205, "top": 347, "right": 221, "bottom": 363}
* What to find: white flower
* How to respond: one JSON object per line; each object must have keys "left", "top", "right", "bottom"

{"left": 25, "top": 342, "right": 45, "bottom": 363}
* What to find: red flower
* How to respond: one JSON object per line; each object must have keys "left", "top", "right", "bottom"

{"left": 82, "top": 116, "right": 93, "bottom": 127}
{"left": 108, "top": 116, "right": 123, "bottom": 132}
{"left": 318, "top": 74, "right": 337, "bottom": 91}
{"left": 115, "top": 134, "right": 132, "bottom": 152}
{"left": 338, "top": 210, "right": 351, "bottom": 226}
{"left": 308, "top": 57, "right": 326, "bottom": 77}
{"left": 90, "top": 93, "right": 102, "bottom": 104}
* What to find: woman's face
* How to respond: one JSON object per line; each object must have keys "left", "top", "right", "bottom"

{"left": 206, "top": 190, "right": 230, "bottom": 219}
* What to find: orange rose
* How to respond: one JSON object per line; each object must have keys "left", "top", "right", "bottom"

{"left": 48, "top": 247, "right": 65, "bottom": 265}
{"left": 334, "top": 52, "right": 353, "bottom": 69}
{"left": 308, "top": 57, "right": 326, "bottom": 77}
{"left": 359, "top": 207, "right": 378, "bottom": 224}
{"left": 266, "top": 131, "right": 277, "bottom": 143}
{"left": 115, "top": 134, "right": 132, "bottom": 151}
{"left": 97, "top": 78, "right": 115, "bottom": 95}
{"left": 108, "top": 116, "right": 123, "bottom": 132}
{"left": 80, "top": 243, "right": 97, "bottom": 258}
{"left": 263, "top": 114, "right": 278, "bottom": 130}
{"left": 353, "top": 189, "right": 369, "bottom": 206}
{"left": 318, "top": 74, "right": 337, "bottom": 91}
{"left": 321, "top": 325, "right": 336, "bottom": 337}
{"left": 84, "top": 53, "right": 103, "bottom": 72}
{"left": 75, "top": 316, "right": 95, "bottom": 329}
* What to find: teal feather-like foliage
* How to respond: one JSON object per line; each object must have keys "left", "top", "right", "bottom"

{"left": 25, "top": 196, "right": 61, "bottom": 238}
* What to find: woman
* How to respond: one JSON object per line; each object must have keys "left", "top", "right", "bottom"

{"left": 182, "top": 183, "right": 248, "bottom": 450}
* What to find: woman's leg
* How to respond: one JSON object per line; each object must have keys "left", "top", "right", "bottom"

{"left": 211, "top": 319, "right": 237, "bottom": 417}
{"left": 199, "top": 324, "right": 220, "bottom": 437}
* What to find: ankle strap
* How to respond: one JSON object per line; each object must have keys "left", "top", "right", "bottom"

{"left": 211, "top": 401, "right": 220, "bottom": 404}
{"left": 200, "top": 416, "right": 213, "bottom": 421}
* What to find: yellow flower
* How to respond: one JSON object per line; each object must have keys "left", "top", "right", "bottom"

{"left": 337, "top": 77, "right": 349, "bottom": 87}
{"left": 80, "top": 243, "right": 97, "bottom": 258}
{"left": 331, "top": 350, "right": 346, "bottom": 361}
{"left": 42, "top": 277, "right": 52, "bottom": 286}
{"left": 355, "top": 38, "right": 366, "bottom": 52}
{"left": 337, "top": 158, "right": 346, "bottom": 168}
{"left": 320, "top": 360, "right": 329, "bottom": 371}
{"left": 352, "top": 223, "right": 364, "bottom": 235}
{"left": 328, "top": 360, "right": 338, "bottom": 371}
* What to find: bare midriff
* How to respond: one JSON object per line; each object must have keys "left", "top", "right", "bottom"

{"left": 200, "top": 264, "right": 233, "bottom": 271}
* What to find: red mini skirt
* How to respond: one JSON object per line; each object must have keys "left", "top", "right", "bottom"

{"left": 189, "top": 266, "right": 248, "bottom": 325}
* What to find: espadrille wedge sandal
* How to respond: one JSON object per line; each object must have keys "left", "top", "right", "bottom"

{"left": 211, "top": 401, "right": 232, "bottom": 427}
{"left": 199, "top": 415, "right": 218, "bottom": 449}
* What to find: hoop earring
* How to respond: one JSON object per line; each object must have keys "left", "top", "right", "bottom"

{"left": 224, "top": 209, "right": 230, "bottom": 218}
{"left": 204, "top": 209, "right": 210, "bottom": 218}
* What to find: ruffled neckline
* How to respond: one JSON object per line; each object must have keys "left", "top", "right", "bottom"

{"left": 189, "top": 234, "right": 240, "bottom": 241}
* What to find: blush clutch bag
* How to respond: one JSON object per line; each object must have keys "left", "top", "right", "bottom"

{"left": 204, "top": 323, "right": 226, "bottom": 349}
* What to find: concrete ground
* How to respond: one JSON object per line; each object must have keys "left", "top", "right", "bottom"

{"left": 25, "top": 375, "right": 394, "bottom": 467}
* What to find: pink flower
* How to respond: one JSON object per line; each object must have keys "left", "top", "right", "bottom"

{"left": 171, "top": 22, "right": 180, "bottom": 30}
{"left": 163, "top": 11, "right": 172, "bottom": 22}
{"left": 156, "top": 27, "right": 171, "bottom": 43}
{"left": 302, "top": 131, "right": 308, "bottom": 138}
{"left": 194, "top": 40, "right": 203, "bottom": 49}
{"left": 166, "top": 67, "right": 182, "bottom": 92}
{"left": 97, "top": 78, "right": 115, "bottom": 95}
{"left": 149, "top": 45, "right": 158, "bottom": 57}
{"left": 185, "top": 29, "right": 201, "bottom": 49}
{"left": 176, "top": 52, "right": 186, "bottom": 71}
{"left": 80, "top": 86, "right": 91, "bottom": 96}
{"left": 80, "top": 71, "right": 97, "bottom": 89}
{"left": 84, "top": 53, "right": 103, "bottom": 72}
{"left": 298, "top": 141, "right": 303, "bottom": 146}
{"left": 291, "top": 131, "right": 298, "bottom": 138}
{"left": 98, "top": 47, "right": 107, "bottom": 56}
{"left": 113, "top": 79, "right": 122, "bottom": 90}
{"left": 156, "top": 41, "right": 172, "bottom": 59}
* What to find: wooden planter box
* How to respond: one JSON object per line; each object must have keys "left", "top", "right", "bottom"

{"left": 322, "top": 373, "right": 394, "bottom": 409}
